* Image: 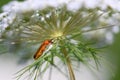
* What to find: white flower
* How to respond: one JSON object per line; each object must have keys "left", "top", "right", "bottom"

{"left": 0, "top": 0, "right": 120, "bottom": 44}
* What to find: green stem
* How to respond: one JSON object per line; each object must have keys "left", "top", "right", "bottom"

{"left": 62, "top": 48, "right": 75, "bottom": 80}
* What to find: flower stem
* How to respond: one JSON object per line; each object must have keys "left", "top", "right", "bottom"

{"left": 62, "top": 48, "right": 75, "bottom": 80}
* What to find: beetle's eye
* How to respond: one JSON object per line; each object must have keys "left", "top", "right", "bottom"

{"left": 50, "top": 39, "right": 54, "bottom": 43}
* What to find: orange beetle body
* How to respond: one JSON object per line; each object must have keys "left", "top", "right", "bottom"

{"left": 34, "top": 39, "right": 52, "bottom": 60}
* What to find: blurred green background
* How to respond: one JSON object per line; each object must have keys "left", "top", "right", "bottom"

{"left": 0, "top": 0, "right": 24, "bottom": 12}
{"left": 0, "top": 0, "right": 10, "bottom": 11}
{"left": 0, "top": 0, "right": 120, "bottom": 80}
{"left": 109, "top": 32, "right": 120, "bottom": 80}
